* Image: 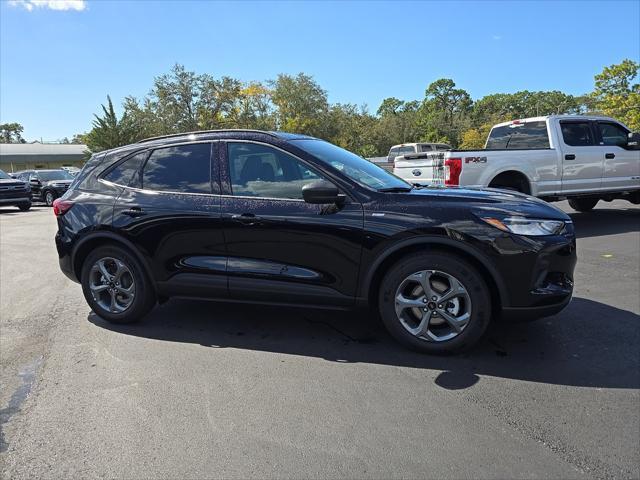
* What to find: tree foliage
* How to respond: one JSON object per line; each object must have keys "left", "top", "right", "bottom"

{"left": 78, "top": 60, "right": 638, "bottom": 156}
{"left": 0, "top": 123, "right": 26, "bottom": 143}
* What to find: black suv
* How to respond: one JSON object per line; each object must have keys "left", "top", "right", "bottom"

{"left": 14, "top": 169, "right": 74, "bottom": 206}
{"left": 55, "top": 130, "right": 576, "bottom": 353}
{"left": 0, "top": 169, "right": 32, "bottom": 210}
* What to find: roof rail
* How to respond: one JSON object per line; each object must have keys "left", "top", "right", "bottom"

{"left": 135, "top": 129, "right": 277, "bottom": 144}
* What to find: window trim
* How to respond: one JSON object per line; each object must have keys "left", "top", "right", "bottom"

{"left": 221, "top": 139, "right": 352, "bottom": 202}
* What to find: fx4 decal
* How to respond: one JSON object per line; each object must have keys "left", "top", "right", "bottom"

{"left": 465, "top": 156, "right": 488, "bottom": 164}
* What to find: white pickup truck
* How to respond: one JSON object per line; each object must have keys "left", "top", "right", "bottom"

{"left": 393, "top": 115, "right": 640, "bottom": 211}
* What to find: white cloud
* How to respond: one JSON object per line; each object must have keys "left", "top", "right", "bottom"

{"left": 492, "top": 35, "right": 502, "bottom": 41}
{"left": 8, "top": 0, "right": 87, "bottom": 11}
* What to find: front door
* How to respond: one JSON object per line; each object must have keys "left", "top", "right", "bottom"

{"left": 219, "top": 141, "right": 364, "bottom": 307}
{"left": 595, "top": 121, "right": 640, "bottom": 191}
{"left": 110, "top": 142, "right": 227, "bottom": 298}
{"left": 559, "top": 120, "right": 604, "bottom": 194}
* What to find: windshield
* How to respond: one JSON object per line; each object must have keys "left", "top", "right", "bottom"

{"left": 293, "top": 139, "right": 411, "bottom": 191}
{"left": 37, "top": 170, "right": 74, "bottom": 181}
{"left": 0, "top": 170, "right": 11, "bottom": 180}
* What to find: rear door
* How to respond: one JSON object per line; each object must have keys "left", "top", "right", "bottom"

{"left": 595, "top": 121, "right": 640, "bottom": 191}
{"left": 220, "top": 140, "right": 364, "bottom": 306}
{"left": 111, "top": 142, "right": 227, "bottom": 298}
{"left": 559, "top": 120, "right": 603, "bottom": 193}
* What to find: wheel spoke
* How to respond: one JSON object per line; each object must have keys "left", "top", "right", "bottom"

{"left": 437, "top": 309, "right": 469, "bottom": 333}
{"left": 90, "top": 284, "right": 109, "bottom": 293}
{"left": 109, "top": 290, "right": 117, "bottom": 312}
{"left": 410, "top": 310, "right": 433, "bottom": 338}
{"left": 115, "top": 285, "right": 134, "bottom": 298}
{"left": 113, "top": 259, "right": 128, "bottom": 282}
{"left": 439, "top": 277, "right": 467, "bottom": 303}
{"left": 395, "top": 293, "right": 425, "bottom": 313}
{"left": 97, "top": 260, "right": 112, "bottom": 282}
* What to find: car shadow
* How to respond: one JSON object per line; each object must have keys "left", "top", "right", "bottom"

{"left": 568, "top": 206, "right": 640, "bottom": 238}
{"left": 0, "top": 206, "right": 46, "bottom": 215}
{"left": 88, "top": 296, "right": 639, "bottom": 390}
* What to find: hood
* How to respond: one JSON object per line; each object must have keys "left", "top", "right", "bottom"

{"left": 0, "top": 178, "right": 29, "bottom": 187}
{"left": 405, "top": 185, "right": 570, "bottom": 220}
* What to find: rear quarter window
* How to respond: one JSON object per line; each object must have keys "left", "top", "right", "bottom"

{"left": 486, "top": 121, "right": 550, "bottom": 149}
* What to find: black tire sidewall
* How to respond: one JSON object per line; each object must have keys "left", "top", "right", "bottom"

{"left": 81, "top": 246, "right": 155, "bottom": 324}
{"left": 18, "top": 202, "right": 31, "bottom": 211}
{"left": 568, "top": 198, "right": 598, "bottom": 212}
{"left": 378, "top": 252, "right": 492, "bottom": 354}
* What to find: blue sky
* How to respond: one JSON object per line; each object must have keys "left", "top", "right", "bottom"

{"left": 1, "top": 0, "right": 639, "bottom": 141}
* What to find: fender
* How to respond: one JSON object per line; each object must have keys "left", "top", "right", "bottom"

{"left": 358, "top": 235, "right": 509, "bottom": 307}
{"left": 71, "top": 230, "right": 157, "bottom": 293}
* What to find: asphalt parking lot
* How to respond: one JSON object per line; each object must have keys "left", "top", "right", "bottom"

{"left": 1, "top": 200, "right": 638, "bottom": 479}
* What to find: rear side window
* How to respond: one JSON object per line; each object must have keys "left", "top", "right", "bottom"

{"left": 142, "top": 143, "right": 212, "bottom": 194}
{"left": 597, "top": 122, "right": 628, "bottom": 147}
{"left": 397, "top": 145, "right": 415, "bottom": 156}
{"left": 486, "top": 121, "right": 550, "bottom": 149}
{"left": 103, "top": 152, "right": 147, "bottom": 187}
{"left": 419, "top": 144, "right": 434, "bottom": 152}
{"left": 561, "top": 122, "right": 595, "bottom": 146}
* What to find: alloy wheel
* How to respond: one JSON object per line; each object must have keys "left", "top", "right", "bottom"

{"left": 394, "top": 269, "right": 472, "bottom": 342}
{"left": 88, "top": 257, "right": 136, "bottom": 313}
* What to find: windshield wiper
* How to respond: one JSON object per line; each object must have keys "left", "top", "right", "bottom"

{"left": 378, "top": 186, "right": 413, "bottom": 193}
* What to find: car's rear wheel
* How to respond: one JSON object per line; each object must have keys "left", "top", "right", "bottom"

{"left": 378, "top": 252, "right": 491, "bottom": 354}
{"left": 18, "top": 202, "right": 31, "bottom": 211}
{"left": 81, "top": 245, "right": 156, "bottom": 324}
{"left": 568, "top": 197, "right": 598, "bottom": 212}
{"left": 44, "top": 190, "right": 56, "bottom": 207}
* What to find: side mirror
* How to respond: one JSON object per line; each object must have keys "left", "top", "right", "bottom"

{"left": 628, "top": 132, "right": 640, "bottom": 150}
{"left": 302, "top": 180, "right": 340, "bottom": 204}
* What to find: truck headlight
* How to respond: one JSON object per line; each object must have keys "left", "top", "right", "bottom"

{"left": 480, "top": 216, "right": 566, "bottom": 236}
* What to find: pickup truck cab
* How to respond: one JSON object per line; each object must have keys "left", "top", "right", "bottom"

{"left": 393, "top": 115, "right": 640, "bottom": 211}
{"left": 387, "top": 142, "right": 451, "bottom": 163}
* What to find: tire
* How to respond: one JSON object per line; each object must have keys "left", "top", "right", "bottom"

{"left": 81, "top": 245, "right": 156, "bottom": 324}
{"left": 44, "top": 190, "right": 56, "bottom": 207}
{"left": 18, "top": 202, "right": 31, "bottom": 211}
{"left": 568, "top": 198, "right": 599, "bottom": 212}
{"left": 378, "top": 251, "right": 492, "bottom": 354}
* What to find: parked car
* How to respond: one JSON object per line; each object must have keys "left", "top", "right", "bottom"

{"left": 387, "top": 142, "right": 451, "bottom": 163}
{"left": 61, "top": 166, "right": 81, "bottom": 176}
{"left": 0, "top": 169, "right": 32, "bottom": 211}
{"left": 393, "top": 115, "right": 640, "bottom": 212}
{"left": 13, "top": 169, "right": 74, "bottom": 206}
{"left": 54, "top": 130, "right": 576, "bottom": 354}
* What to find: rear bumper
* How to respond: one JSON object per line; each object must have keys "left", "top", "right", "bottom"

{"left": 55, "top": 231, "right": 78, "bottom": 282}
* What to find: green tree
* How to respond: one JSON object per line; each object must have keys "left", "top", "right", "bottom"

{"left": 85, "top": 96, "right": 136, "bottom": 152}
{"left": 419, "top": 79, "right": 472, "bottom": 146}
{"left": 592, "top": 59, "right": 639, "bottom": 130}
{"left": 0, "top": 123, "right": 26, "bottom": 143}
{"left": 270, "top": 73, "right": 329, "bottom": 136}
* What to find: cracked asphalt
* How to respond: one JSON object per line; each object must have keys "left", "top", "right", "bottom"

{"left": 1, "top": 200, "right": 639, "bottom": 479}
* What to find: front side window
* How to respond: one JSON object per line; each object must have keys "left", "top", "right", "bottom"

{"left": 103, "top": 151, "right": 147, "bottom": 187}
{"left": 228, "top": 142, "right": 322, "bottom": 200}
{"left": 293, "top": 139, "right": 411, "bottom": 191}
{"left": 597, "top": 122, "right": 628, "bottom": 147}
{"left": 142, "top": 143, "right": 211, "bottom": 194}
{"left": 561, "top": 122, "right": 595, "bottom": 147}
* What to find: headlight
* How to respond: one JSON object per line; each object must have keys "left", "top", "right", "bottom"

{"left": 480, "top": 216, "right": 566, "bottom": 236}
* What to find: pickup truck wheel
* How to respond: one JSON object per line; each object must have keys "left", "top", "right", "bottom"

{"left": 378, "top": 252, "right": 491, "bottom": 354}
{"left": 568, "top": 198, "right": 598, "bottom": 212}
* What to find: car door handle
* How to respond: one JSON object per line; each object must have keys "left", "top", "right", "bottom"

{"left": 564, "top": 154, "right": 576, "bottom": 160}
{"left": 231, "top": 213, "right": 262, "bottom": 225}
{"left": 605, "top": 153, "right": 615, "bottom": 159}
{"left": 122, "top": 207, "right": 146, "bottom": 217}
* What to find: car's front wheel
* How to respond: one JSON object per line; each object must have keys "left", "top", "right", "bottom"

{"left": 568, "top": 197, "right": 598, "bottom": 212}
{"left": 81, "top": 245, "right": 156, "bottom": 324}
{"left": 18, "top": 202, "right": 31, "bottom": 211}
{"left": 44, "top": 190, "right": 56, "bottom": 207}
{"left": 378, "top": 252, "right": 491, "bottom": 354}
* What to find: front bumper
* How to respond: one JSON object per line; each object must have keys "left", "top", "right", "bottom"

{"left": 0, "top": 195, "right": 31, "bottom": 204}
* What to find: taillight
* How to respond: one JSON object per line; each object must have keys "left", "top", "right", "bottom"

{"left": 444, "top": 158, "right": 462, "bottom": 186}
{"left": 52, "top": 198, "right": 74, "bottom": 216}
